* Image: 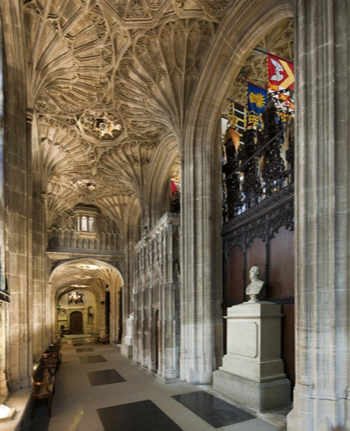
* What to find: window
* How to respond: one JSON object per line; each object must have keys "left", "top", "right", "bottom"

{"left": 77, "top": 215, "right": 95, "bottom": 233}
{"left": 89, "top": 217, "right": 94, "bottom": 232}
{"left": 81, "top": 216, "right": 88, "bottom": 231}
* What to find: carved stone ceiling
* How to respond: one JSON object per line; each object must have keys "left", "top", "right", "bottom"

{"left": 24, "top": 0, "right": 293, "bottom": 233}
{"left": 50, "top": 259, "right": 122, "bottom": 296}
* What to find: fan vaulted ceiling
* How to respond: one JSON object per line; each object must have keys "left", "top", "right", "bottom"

{"left": 24, "top": 0, "right": 293, "bottom": 236}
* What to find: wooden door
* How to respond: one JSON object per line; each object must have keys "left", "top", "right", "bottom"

{"left": 70, "top": 311, "right": 83, "bottom": 334}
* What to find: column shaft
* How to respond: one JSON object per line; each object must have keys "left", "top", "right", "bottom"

{"left": 289, "top": 1, "right": 350, "bottom": 428}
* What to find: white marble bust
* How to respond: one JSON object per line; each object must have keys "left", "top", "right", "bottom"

{"left": 246, "top": 266, "right": 265, "bottom": 302}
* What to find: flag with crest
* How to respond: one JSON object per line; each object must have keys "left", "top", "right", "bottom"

{"left": 267, "top": 55, "right": 294, "bottom": 115}
{"left": 247, "top": 83, "right": 267, "bottom": 130}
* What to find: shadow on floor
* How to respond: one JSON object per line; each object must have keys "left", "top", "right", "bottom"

{"left": 25, "top": 402, "right": 50, "bottom": 431}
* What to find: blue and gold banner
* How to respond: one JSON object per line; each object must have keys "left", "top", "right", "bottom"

{"left": 247, "top": 83, "right": 267, "bottom": 130}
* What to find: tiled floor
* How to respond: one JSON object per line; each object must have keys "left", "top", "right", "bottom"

{"left": 29, "top": 338, "right": 286, "bottom": 431}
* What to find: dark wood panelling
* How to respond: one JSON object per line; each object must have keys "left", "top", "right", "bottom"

{"left": 269, "top": 227, "right": 294, "bottom": 299}
{"left": 246, "top": 237, "right": 266, "bottom": 293}
{"left": 222, "top": 187, "right": 295, "bottom": 388}
{"left": 281, "top": 304, "right": 295, "bottom": 386}
{"left": 227, "top": 246, "right": 244, "bottom": 305}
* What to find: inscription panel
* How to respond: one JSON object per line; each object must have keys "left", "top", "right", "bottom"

{"left": 228, "top": 321, "right": 258, "bottom": 358}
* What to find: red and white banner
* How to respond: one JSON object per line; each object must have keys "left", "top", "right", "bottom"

{"left": 267, "top": 55, "right": 294, "bottom": 114}
{"left": 171, "top": 180, "right": 180, "bottom": 195}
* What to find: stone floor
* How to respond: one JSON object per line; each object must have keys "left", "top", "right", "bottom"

{"left": 27, "top": 337, "right": 289, "bottom": 431}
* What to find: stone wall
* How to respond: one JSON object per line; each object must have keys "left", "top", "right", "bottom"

{"left": 47, "top": 208, "right": 122, "bottom": 252}
{"left": 2, "top": 0, "right": 34, "bottom": 392}
{"left": 57, "top": 289, "right": 99, "bottom": 337}
{"left": 0, "top": 301, "right": 9, "bottom": 402}
{"left": 133, "top": 213, "right": 180, "bottom": 381}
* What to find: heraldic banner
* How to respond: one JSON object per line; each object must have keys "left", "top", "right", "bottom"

{"left": 267, "top": 54, "right": 294, "bottom": 114}
{"left": 247, "top": 83, "right": 267, "bottom": 130}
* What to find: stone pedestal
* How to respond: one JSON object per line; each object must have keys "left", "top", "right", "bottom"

{"left": 121, "top": 313, "right": 133, "bottom": 358}
{"left": 213, "top": 301, "right": 290, "bottom": 411}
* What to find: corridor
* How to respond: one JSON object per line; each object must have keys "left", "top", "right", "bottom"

{"left": 28, "top": 337, "right": 286, "bottom": 431}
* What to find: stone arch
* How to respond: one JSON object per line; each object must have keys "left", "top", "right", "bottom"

{"left": 49, "top": 259, "right": 124, "bottom": 343}
{"left": 177, "top": 1, "right": 293, "bottom": 384}
{"left": 188, "top": 1, "right": 294, "bottom": 137}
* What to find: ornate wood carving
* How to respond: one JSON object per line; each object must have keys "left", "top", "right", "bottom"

{"left": 223, "top": 184, "right": 294, "bottom": 254}
{"left": 223, "top": 100, "right": 294, "bottom": 222}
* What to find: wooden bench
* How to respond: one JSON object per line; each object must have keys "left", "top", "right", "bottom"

{"left": 43, "top": 350, "right": 61, "bottom": 373}
{"left": 96, "top": 334, "right": 109, "bottom": 344}
{"left": 31, "top": 349, "right": 60, "bottom": 418}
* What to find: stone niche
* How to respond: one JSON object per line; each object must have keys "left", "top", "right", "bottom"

{"left": 213, "top": 301, "right": 291, "bottom": 411}
{"left": 131, "top": 213, "right": 180, "bottom": 382}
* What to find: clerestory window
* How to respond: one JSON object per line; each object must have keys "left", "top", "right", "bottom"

{"left": 77, "top": 215, "right": 95, "bottom": 232}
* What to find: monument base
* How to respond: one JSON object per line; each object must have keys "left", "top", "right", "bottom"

{"left": 286, "top": 407, "right": 296, "bottom": 429}
{"left": 213, "top": 369, "right": 291, "bottom": 411}
{"left": 120, "top": 342, "right": 133, "bottom": 358}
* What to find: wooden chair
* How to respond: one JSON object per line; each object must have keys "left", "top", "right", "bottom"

{"left": 43, "top": 351, "right": 60, "bottom": 373}
{"left": 31, "top": 376, "right": 54, "bottom": 418}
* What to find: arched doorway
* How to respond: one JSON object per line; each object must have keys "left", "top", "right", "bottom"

{"left": 70, "top": 311, "right": 83, "bottom": 334}
{"left": 49, "top": 258, "right": 124, "bottom": 343}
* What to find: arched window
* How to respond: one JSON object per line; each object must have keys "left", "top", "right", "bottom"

{"left": 81, "top": 216, "right": 88, "bottom": 231}
{"left": 77, "top": 215, "right": 95, "bottom": 232}
{"left": 89, "top": 217, "right": 94, "bottom": 232}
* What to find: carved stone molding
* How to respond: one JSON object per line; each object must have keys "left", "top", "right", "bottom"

{"left": 46, "top": 251, "right": 124, "bottom": 262}
{"left": 133, "top": 212, "right": 180, "bottom": 379}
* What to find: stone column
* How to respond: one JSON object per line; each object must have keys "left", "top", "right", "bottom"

{"left": 180, "top": 117, "right": 223, "bottom": 384}
{"left": 31, "top": 115, "right": 48, "bottom": 359}
{"left": 288, "top": 1, "right": 350, "bottom": 429}
{"left": 3, "top": 4, "right": 33, "bottom": 389}
{"left": 121, "top": 221, "right": 138, "bottom": 358}
{"left": 0, "top": 302, "right": 9, "bottom": 402}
